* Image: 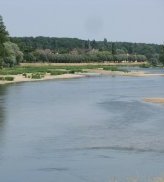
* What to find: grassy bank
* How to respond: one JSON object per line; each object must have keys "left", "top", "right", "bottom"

{"left": 0, "top": 64, "right": 128, "bottom": 76}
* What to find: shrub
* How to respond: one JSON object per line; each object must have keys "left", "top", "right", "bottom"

{"left": 4, "top": 77, "right": 14, "bottom": 81}
{"left": 69, "top": 70, "right": 75, "bottom": 74}
{"left": 31, "top": 73, "right": 43, "bottom": 79}
{"left": 22, "top": 73, "right": 27, "bottom": 77}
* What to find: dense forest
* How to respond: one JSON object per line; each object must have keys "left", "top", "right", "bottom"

{"left": 11, "top": 36, "right": 161, "bottom": 64}
{"left": 0, "top": 15, "right": 164, "bottom": 66}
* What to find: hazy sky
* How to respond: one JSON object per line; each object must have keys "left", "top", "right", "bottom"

{"left": 0, "top": 0, "right": 164, "bottom": 43}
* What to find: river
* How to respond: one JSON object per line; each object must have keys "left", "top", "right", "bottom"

{"left": 0, "top": 72, "right": 164, "bottom": 182}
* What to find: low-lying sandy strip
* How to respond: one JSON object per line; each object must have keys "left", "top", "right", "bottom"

{"left": 0, "top": 74, "right": 86, "bottom": 85}
{"left": 0, "top": 69, "right": 164, "bottom": 85}
{"left": 87, "top": 69, "right": 164, "bottom": 77}
{"left": 144, "top": 98, "right": 164, "bottom": 104}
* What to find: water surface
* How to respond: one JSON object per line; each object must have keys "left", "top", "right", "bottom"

{"left": 0, "top": 73, "right": 164, "bottom": 182}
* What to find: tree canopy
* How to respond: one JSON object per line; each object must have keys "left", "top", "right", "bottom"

{"left": 0, "top": 15, "right": 9, "bottom": 66}
{"left": 10, "top": 36, "right": 161, "bottom": 63}
{"left": 159, "top": 45, "right": 164, "bottom": 65}
{"left": 0, "top": 15, "right": 23, "bottom": 67}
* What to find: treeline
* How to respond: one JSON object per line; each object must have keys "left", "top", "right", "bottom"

{"left": 10, "top": 37, "right": 161, "bottom": 64}
{"left": 26, "top": 49, "right": 147, "bottom": 63}
{"left": 1, "top": 14, "right": 164, "bottom": 66}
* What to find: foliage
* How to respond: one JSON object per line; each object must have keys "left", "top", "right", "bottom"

{"left": 31, "top": 73, "right": 44, "bottom": 79}
{"left": 21, "top": 49, "right": 147, "bottom": 63}
{"left": 3, "top": 42, "right": 23, "bottom": 67}
{"left": 0, "top": 76, "right": 14, "bottom": 81}
{"left": 0, "top": 15, "right": 9, "bottom": 66}
{"left": 159, "top": 45, "right": 164, "bottom": 65}
{"left": 5, "top": 34, "right": 159, "bottom": 65}
{"left": 0, "top": 15, "right": 23, "bottom": 67}
{"left": 0, "top": 65, "right": 128, "bottom": 76}
{"left": 139, "top": 63, "right": 150, "bottom": 68}
{"left": 0, "top": 15, "right": 9, "bottom": 45}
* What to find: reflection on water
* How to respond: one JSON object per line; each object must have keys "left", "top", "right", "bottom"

{"left": 0, "top": 86, "right": 6, "bottom": 120}
{"left": 0, "top": 86, "right": 6, "bottom": 136}
{"left": 0, "top": 86, "right": 7, "bottom": 160}
{"left": 0, "top": 73, "right": 164, "bottom": 182}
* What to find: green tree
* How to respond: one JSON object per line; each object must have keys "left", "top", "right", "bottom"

{"left": 0, "top": 15, "right": 9, "bottom": 66}
{"left": 3, "top": 42, "right": 23, "bottom": 67}
{"left": 112, "top": 43, "right": 116, "bottom": 55}
{"left": 159, "top": 45, "right": 164, "bottom": 65}
{"left": 103, "top": 38, "right": 108, "bottom": 50}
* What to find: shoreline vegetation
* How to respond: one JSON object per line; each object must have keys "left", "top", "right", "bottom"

{"left": 1, "top": 62, "right": 164, "bottom": 105}
{"left": 0, "top": 62, "right": 164, "bottom": 85}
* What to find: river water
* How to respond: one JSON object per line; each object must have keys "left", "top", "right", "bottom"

{"left": 0, "top": 72, "right": 164, "bottom": 182}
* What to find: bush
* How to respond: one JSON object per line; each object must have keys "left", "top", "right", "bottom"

{"left": 0, "top": 77, "right": 5, "bottom": 81}
{"left": 0, "top": 76, "right": 14, "bottom": 81}
{"left": 5, "top": 77, "right": 14, "bottom": 81}
{"left": 139, "top": 64, "right": 150, "bottom": 68}
{"left": 31, "top": 73, "right": 43, "bottom": 79}
{"left": 22, "top": 73, "right": 27, "bottom": 77}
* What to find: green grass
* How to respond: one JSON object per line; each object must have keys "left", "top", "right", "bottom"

{"left": 0, "top": 65, "right": 129, "bottom": 76}
{"left": 0, "top": 76, "right": 14, "bottom": 81}
{"left": 31, "top": 73, "right": 44, "bottom": 79}
{"left": 139, "top": 63, "right": 151, "bottom": 68}
{"left": 47, "top": 70, "right": 69, "bottom": 75}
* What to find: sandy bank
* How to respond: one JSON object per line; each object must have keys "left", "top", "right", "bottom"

{"left": 0, "top": 73, "right": 86, "bottom": 85}
{"left": 87, "top": 69, "right": 164, "bottom": 77}
{"left": 0, "top": 69, "right": 164, "bottom": 85}
{"left": 144, "top": 98, "right": 164, "bottom": 104}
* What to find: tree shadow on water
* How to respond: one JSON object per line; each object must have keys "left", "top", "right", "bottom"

{"left": 0, "top": 85, "right": 7, "bottom": 146}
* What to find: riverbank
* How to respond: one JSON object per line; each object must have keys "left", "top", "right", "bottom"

{"left": 0, "top": 64, "right": 164, "bottom": 85}
{"left": 0, "top": 73, "right": 87, "bottom": 85}
{"left": 1, "top": 70, "right": 164, "bottom": 85}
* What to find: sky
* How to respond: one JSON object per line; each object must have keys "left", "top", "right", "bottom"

{"left": 0, "top": 0, "right": 164, "bottom": 44}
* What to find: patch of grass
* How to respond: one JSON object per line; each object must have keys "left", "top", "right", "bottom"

{"left": 103, "top": 66, "right": 119, "bottom": 71}
{"left": 0, "top": 65, "right": 128, "bottom": 78}
{"left": 67, "top": 68, "right": 83, "bottom": 73}
{"left": 31, "top": 73, "right": 44, "bottom": 79}
{"left": 0, "top": 76, "right": 14, "bottom": 81}
{"left": 102, "top": 66, "right": 129, "bottom": 72}
{"left": 48, "top": 70, "right": 69, "bottom": 75}
{"left": 139, "top": 63, "right": 150, "bottom": 68}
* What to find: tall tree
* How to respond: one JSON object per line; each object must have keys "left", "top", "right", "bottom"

{"left": 0, "top": 15, "right": 9, "bottom": 66}
{"left": 4, "top": 42, "right": 23, "bottom": 67}
{"left": 103, "top": 38, "right": 108, "bottom": 50}
{"left": 112, "top": 42, "right": 116, "bottom": 55}
{"left": 159, "top": 44, "right": 164, "bottom": 65}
